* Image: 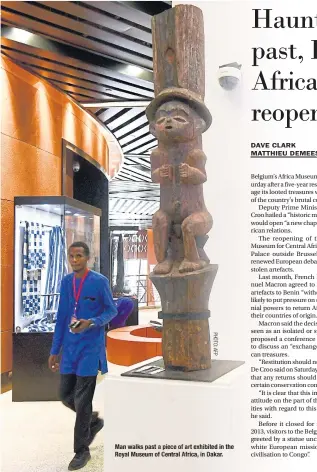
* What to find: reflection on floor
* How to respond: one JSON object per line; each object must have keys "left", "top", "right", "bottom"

{"left": 0, "top": 308, "right": 160, "bottom": 471}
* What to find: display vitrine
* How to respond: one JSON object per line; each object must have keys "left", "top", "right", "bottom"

{"left": 13, "top": 196, "right": 101, "bottom": 401}
{"left": 14, "top": 196, "right": 101, "bottom": 334}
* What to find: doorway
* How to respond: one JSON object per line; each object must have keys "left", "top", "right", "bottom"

{"left": 62, "top": 140, "right": 109, "bottom": 277}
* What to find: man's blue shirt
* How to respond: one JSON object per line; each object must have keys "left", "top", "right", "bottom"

{"left": 50, "top": 270, "right": 117, "bottom": 376}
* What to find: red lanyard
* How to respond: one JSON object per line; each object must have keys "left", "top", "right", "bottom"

{"left": 72, "top": 269, "right": 89, "bottom": 318}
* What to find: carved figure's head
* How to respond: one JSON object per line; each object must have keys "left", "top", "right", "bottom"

{"left": 150, "top": 100, "right": 206, "bottom": 143}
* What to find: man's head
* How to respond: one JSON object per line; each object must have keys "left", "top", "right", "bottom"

{"left": 68, "top": 242, "right": 90, "bottom": 273}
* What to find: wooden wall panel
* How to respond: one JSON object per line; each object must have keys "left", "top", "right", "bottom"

{"left": 1, "top": 331, "right": 13, "bottom": 374}
{"left": 1, "top": 199, "right": 14, "bottom": 267}
{"left": 1, "top": 264, "right": 14, "bottom": 332}
{"left": 35, "top": 88, "right": 63, "bottom": 157}
{"left": 1, "top": 135, "right": 61, "bottom": 200}
{"left": 0, "top": 57, "right": 120, "bottom": 373}
{"left": 1, "top": 57, "right": 113, "bottom": 172}
{"left": 1, "top": 68, "right": 38, "bottom": 147}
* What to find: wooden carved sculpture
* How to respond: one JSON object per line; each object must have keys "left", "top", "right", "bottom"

{"left": 146, "top": 4, "right": 218, "bottom": 372}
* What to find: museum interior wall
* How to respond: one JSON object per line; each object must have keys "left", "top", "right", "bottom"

{"left": 0, "top": 56, "right": 121, "bottom": 374}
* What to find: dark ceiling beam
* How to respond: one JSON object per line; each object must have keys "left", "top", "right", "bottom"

{"left": 115, "top": 171, "right": 144, "bottom": 182}
{"left": 109, "top": 182, "right": 159, "bottom": 193}
{"left": 87, "top": 1, "right": 153, "bottom": 30}
{"left": 1, "top": 24, "right": 154, "bottom": 81}
{"left": 1, "top": 36, "right": 154, "bottom": 90}
{"left": 17, "top": 1, "right": 153, "bottom": 55}
{"left": 128, "top": 140, "right": 157, "bottom": 154}
{"left": 120, "top": 165, "right": 151, "bottom": 180}
{"left": 109, "top": 193, "right": 159, "bottom": 201}
{"left": 108, "top": 106, "right": 144, "bottom": 133}
{"left": 39, "top": 1, "right": 153, "bottom": 44}
{"left": 114, "top": 115, "right": 149, "bottom": 139}
{"left": 119, "top": 126, "right": 150, "bottom": 145}
{"left": 117, "top": 169, "right": 151, "bottom": 182}
{"left": 109, "top": 109, "right": 146, "bottom": 134}
{"left": 1, "top": 3, "right": 153, "bottom": 68}
{"left": 122, "top": 134, "right": 156, "bottom": 153}
{"left": 117, "top": 123, "right": 150, "bottom": 143}
{"left": 19, "top": 67, "right": 144, "bottom": 100}
{"left": 99, "top": 108, "right": 130, "bottom": 125}
{"left": 124, "top": 155, "right": 151, "bottom": 166}
{"left": 122, "top": 1, "right": 172, "bottom": 16}
{"left": 120, "top": 131, "right": 152, "bottom": 149}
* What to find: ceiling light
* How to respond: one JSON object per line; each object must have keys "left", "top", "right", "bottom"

{"left": 7, "top": 27, "right": 34, "bottom": 43}
{"left": 125, "top": 65, "right": 145, "bottom": 78}
{"left": 81, "top": 101, "right": 150, "bottom": 108}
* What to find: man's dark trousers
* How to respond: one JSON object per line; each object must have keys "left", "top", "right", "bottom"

{"left": 59, "top": 374, "right": 97, "bottom": 453}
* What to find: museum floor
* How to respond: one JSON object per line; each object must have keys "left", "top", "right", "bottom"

{"left": 0, "top": 308, "right": 159, "bottom": 472}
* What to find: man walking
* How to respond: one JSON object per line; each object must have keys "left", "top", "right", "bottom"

{"left": 48, "top": 242, "right": 117, "bottom": 470}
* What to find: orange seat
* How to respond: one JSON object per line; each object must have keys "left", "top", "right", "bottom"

{"left": 106, "top": 325, "right": 162, "bottom": 366}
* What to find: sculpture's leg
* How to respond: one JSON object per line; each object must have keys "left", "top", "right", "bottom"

{"left": 152, "top": 209, "right": 173, "bottom": 274}
{"left": 179, "top": 211, "right": 213, "bottom": 273}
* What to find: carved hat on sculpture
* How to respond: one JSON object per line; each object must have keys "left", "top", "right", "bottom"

{"left": 146, "top": 4, "right": 212, "bottom": 131}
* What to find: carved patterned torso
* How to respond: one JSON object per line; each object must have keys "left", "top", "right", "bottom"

{"left": 151, "top": 145, "right": 207, "bottom": 222}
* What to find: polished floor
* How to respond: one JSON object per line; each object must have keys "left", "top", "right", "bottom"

{"left": 0, "top": 308, "right": 160, "bottom": 472}
{"left": 1, "top": 377, "right": 105, "bottom": 472}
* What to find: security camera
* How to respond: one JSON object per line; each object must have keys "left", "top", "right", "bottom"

{"left": 73, "top": 161, "right": 80, "bottom": 172}
{"left": 218, "top": 62, "right": 242, "bottom": 90}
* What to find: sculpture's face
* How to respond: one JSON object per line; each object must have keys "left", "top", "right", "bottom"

{"left": 152, "top": 100, "right": 205, "bottom": 143}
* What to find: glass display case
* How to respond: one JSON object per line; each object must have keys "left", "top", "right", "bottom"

{"left": 14, "top": 196, "right": 101, "bottom": 334}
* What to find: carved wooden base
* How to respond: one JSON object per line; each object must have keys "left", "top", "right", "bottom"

{"left": 162, "top": 318, "right": 211, "bottom": 371}
{"left": 150, "top": 263, "right": 218, "bottom": 371}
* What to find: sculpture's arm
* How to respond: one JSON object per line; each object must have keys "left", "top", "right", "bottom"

{"left": 180, "top": 149, "right": 207, "bottom": 185}
{"left": 151, "top": 149, "right": 161, "bottom": 183}
{"left": 151, "top": 149, "right": 172, "bottom": 183}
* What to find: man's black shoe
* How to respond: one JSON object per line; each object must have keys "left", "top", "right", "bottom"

{"left": 68, "top": 451, "right": 91, "bottom": 471}
{"left": 88, "top": 417, "right": 104, "bottom": 446}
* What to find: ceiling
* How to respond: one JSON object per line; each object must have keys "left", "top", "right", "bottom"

{"left": 1, "top": 1, "right": 170, "bottom": 227}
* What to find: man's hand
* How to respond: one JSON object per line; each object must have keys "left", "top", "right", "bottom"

{"left": 48, "top": 355, "right": 60, "bottom": 373}
{"left": 71, "top": 319, "right": 92, "bottom": 333}
{"left": 159, "top": 164, "right": 172, "bottom": 181}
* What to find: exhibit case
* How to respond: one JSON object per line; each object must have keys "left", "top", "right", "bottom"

{"left": 13, "top": 196, "right": 101, "bottom": 401}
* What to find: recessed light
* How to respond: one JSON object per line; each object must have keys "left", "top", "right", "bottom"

{"left": 8, "top": 27, "right": 33, "bottom": 43}
{"left": 125, "top": 65, "right": 144, "bottom": 78}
